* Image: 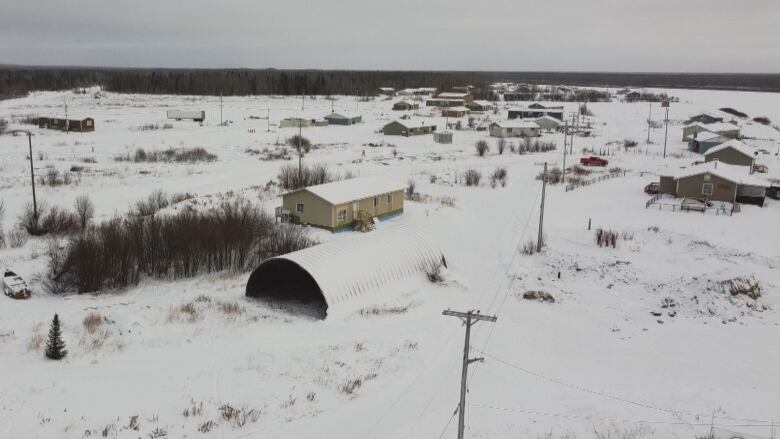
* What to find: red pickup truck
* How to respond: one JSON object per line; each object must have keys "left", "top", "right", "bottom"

{"left": 580, "top": 156, "right": 609, "bottom": 166}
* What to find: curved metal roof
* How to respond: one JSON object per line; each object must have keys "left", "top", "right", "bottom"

{"left": 249, "top": 225, "right": 444, "bottom": 309}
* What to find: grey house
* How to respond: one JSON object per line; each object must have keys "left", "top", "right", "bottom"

{"left": 325, "top": 112, "right": 362, "bottom": 125}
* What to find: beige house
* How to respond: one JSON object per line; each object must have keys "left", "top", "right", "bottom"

{"left": 279, "top": 176, "right": 404, "bottom": 231}
{"left": 682, "top": 122, "right": 740, "bottom": 142}
{"left": 489, "top": 120, "right": 541, "bottom": 138}
{"left": 703, "top": 140, "right": 755, "bottom": 168}
{"left": 383, "top": 119, "right": 437, "bottom": 136}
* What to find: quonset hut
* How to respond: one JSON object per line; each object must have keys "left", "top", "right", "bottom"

{"left": 246, "top": 225, "right": 445, "bottom": 317}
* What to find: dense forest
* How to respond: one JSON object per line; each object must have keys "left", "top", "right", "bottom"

{"left": 1, "top": 66, "right": 779, "bottom": 99}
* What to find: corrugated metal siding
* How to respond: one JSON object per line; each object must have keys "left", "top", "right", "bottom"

{"left": 260, "top": 225, "right": 443, "bottom": 307}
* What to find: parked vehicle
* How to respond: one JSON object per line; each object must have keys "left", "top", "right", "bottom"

{"left": 2, "top": 270, "right": 31, "bottom": 299}
{"left": 580, "top": 156, "right": 609, "bottom": 166}
{"left": 644, "top": 182, "right": 659, "bottom": 194}
{"left": 681, "top": 197, "right": 710, "bottom": 212}
{"left": 166, "top": 110, "right": 206, "bottom": 122}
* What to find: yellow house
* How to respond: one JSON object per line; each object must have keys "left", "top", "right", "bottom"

{"left": 280, "top": 176, "right": 404, "bottom": 232}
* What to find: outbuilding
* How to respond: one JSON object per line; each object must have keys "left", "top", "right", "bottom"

{"left": 279, "top": 118, "right": 317, "bottom": 128}
{"left": 489, "top": 120, "right": 541, "bottom": 138}
{"left": 703, "top": 140, "right": 756, "bottom": 168}
{"left": 279, "top": 176, "right": 404, "bottom": 232}
{"left": 245, "top": 225, "right": 446, "bottom": 318}
{"left": 383, "top": 119, "right": 437, "bottom": 136}
{"left": 393, "top": 100, "right": 419, "bottom": 111}
{"left": 36, "top": 117, "right": 95, "bottom": 132}
{"left": 324, "top": 112, "right": 362, "bottom": 125}
{"left": 433, "top": 131, "right": 453, "bottom": 144}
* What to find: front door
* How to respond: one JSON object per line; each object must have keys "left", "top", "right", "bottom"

{"left": 352, "top": 202, "right": 359, "bottom": 220}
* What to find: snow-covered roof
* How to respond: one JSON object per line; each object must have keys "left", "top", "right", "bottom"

{"left": 688, "top": 111, "right": 724, "bottom": 119}
{"left": 493, "top": 120, "right": 540, "bottom": 129}
{"left": 510, "top": 106, "right": 564, "bottom": 113}
{"left": 535, "top": 115, "right": 561, "bottom": 124}
{"left": 687, "top": 122, "right": 740, "bottom": 133}
{"left": 389, "top": 119, "right": 435, "bottom": 129}
{"left": 695, "top": 131, "right": 728, "bottom": 142}
{"left": 672, "top": 162, "right": 767, "bottom": 187}
{"left": 325, "top": 112, "right": 361, "bottom": 120}
{"left": 294, "top": 175, "right": 404, "bottom": 206}
{"left": 437, "top": 92, "right": 470, "bottom": 99}
{"left": 442, "top": 106, "right": 469, "bottom": 112}
{"left": 246, "top": 225, "right": 445, "bottom": 315}
{"left": 469, "top": 100, "right": 494, "bottom": 107}
{"left": 703, "top": 140, "right": 755, "bottom": 159}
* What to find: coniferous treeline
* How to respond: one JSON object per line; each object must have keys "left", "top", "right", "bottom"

{"left": 2, "top": 67, "right": 779, "bottom": 99}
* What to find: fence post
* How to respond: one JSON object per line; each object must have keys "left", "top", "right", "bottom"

{"left": 588, "top": 218, "right": 591, "bottom": 230}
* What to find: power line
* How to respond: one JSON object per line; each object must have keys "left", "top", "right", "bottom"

{"left": 480, "top": 351, "right": 778, "bottom": 425}
{"left": 469, "top": 403, "right": 774, "bottom": 428}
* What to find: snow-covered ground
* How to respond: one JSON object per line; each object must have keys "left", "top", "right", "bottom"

{"left": 0, "top": 88, "right": 779, "bottom": 439}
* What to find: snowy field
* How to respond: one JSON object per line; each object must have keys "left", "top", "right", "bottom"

{"left": 0, "top": 88, "right": 779, "bottom": 439}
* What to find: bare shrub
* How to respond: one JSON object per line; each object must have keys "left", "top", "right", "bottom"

{"left": 463, "top": 169, "right": 481, "bottom": 186}
{"left": 753, "top": 116, "right": 770, "bottom": 125}
{"left": 608, "top": 167, "right": 625, "bottom": 175}
{"left": 169, "top": 192, "right": 195, "bottom": 205}
{"left": 287, "top": 135, "right": 311, "bottom": 154}
{"left": 340, "top": 378, "right": 363, "bottom": 395}
{"left": 277, "top": 163, "right": 335, "bottom": 190}
{"left": 406, "top": 179, "right": 416, "bottom": 200}
{"left": 359, "top": 302, "right": 416, "bottom": 317}
{"left": 595, "top": 229, "right": 618, "bottom": 248}
{"left": 518, "top": 138, "right": 556, "bottom": 154}
{"left": 20, "top": 203, "right": 79, "bottom": 236}
{"left": 522, "top": 290, "right": 555, "bottom": 303}
{"left": 439, "top": 196, "right": 456, "bottom": 207}
{"left": 496, "top": 138, "right": 506, "bottom": 155}
{"left": 536, "top": 167, "right": 562, "bottom": 184}
{"left": 218, "top": 301, "right": 245, "bottom": 315}
{"left": 521, "top": 236, "right": 545, "bottom": 255}
{"left": 570, "top": 165, "right": 592, "bottom": 176}
{"left": 182, "top": 400, "right": 204, "bottom": 418}
{"left": 28, "top": 331, "right": 45, "bottom": 352}
{"left": 51, "top": 200, "right": 314, "bottom": 294}
{"left": 623, "top": 139, "right": 638, "bottom": 148}
{"left": 490, "top": 167, "right": 508, "bottom": 188}
{"left": 74, "top": 195, "right": 94, "bottom": 230}
{"left": 475, "top": 140, "right": 489, "bottom": 157}
{"left": 39, "top": 169, "right": 75, "bottom": 187}
{"left": 425, "top": 261, "right": 445, "bottom": 283}
{"left": 198, "top": 420, "right": 217, "bottom": 433}
{"left": 117, "top": 147, "right": 217, "bottom": 163}
{"left": 219, "top": 404, "right": 260, "bottom": 428}
{"left": 134, "top": 190, "right": 169, "bottom": 216}
{"left": 724, "top": 277, "right": 761, "bottom": 300}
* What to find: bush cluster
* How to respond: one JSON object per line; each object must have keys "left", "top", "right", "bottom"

{"left": 48, "top": 200, "right": 315, "bottom": 294}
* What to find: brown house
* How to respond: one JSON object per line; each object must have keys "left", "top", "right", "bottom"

{"left": 703, "top": 140, "right": 755, "bottom": 168}
{"left": 36, "top": 117, "right": 95, "bottom": 132}
{"left": 659, "top": 162, "right": 768, "bottom": 205}
{"left": 440, "top": 107, "right": 469, "bottom": 118}
{"left": 279, "top": 176, "right": 404, "bottom": 232}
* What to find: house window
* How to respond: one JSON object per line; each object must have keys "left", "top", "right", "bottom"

{"left": 386, "top": 193, "right": 393, "bottom": 207}
{"left": 337, "top": 209, "right": 347, "bottom": 223}
{"left": 296, "top": 203, "right": 304, "bottom": 213}
{"left": 373, "top": 197, "right": 379, "bottom": 212}
{"left": 702, "top": 183, "right": 713, "bottom": 196}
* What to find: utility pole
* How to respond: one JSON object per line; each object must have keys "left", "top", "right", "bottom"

{"left": 646, "top": 102, "right": 652, "bottom": 143}
{"left": 64, "top": 97, "right": 69, "bottom": 135}
{"left": 442, "top": 310, "right": 497, "bottom": 439}
{"left": 537, "top": 162, "right": 547, "bottom": 252}
{"left": 220, "top": 90, "right": 223, "bottom": 126}
{"left": 301, "top": 89, "right": 305, "bottom": 111}
{"left": 662, "top": 100, "right": 670, "bottom": 159}
{"left": 5, "top": 130, "right": 37, "bottom": 220}
{"left": 267, "top": 108, "right": 270, "bottom": 132}
{"left": 562, "top": 121, "right": 568, "bottom": 183}
{"left": 298, "top": 122, "right": 304, "bottom": 183}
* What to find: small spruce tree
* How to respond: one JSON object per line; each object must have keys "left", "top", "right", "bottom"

{"left": 45, "top": 313, "right": 67, "bottom": 360}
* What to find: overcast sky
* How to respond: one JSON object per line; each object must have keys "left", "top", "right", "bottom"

{"left": 1, "top": 0, "right": 778, "bottom": 72}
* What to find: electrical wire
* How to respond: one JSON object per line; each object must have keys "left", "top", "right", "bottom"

{"left": 480, "top": 350, "right": 778, "bottom": 425}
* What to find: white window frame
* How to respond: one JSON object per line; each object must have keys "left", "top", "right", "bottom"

{"left": 702, "top": 183, "right": 713, "bottom": 197}
{"left": 296, "top": 203, "right": 304, "bottom": 213}
{"left": 373, "top": 196, "right": 379, "bottom": 213}
{"left": 386, "top": 193, "right": 393, "bottom": 208}
{"left": 337, "top": 209, "right": 347, "bottom": 224}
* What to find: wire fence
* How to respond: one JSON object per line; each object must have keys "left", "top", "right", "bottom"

{"left": 565, "top": 171, "right": 627, "bottom": 192}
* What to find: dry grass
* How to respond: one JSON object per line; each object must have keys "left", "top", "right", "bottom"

{"left": 82, "top": 312, "right": 104, "bottom": 334}
{"left": 218, "top": 404, "right": 260, "bottom": 428}
{"left": 167, "top": 302, "right": 201, "bottom": 323}
{"left": 218, "top": 301, "right": 245, "bottom": 316}
{"left": 28, "top": 332, "right": 45, "bottom": 353}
